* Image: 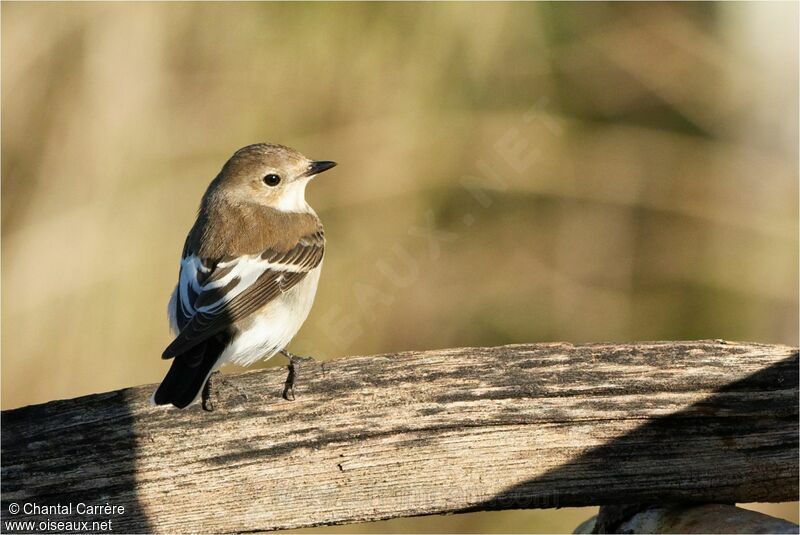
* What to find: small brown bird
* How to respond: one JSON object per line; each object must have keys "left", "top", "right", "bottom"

{"left": 153, "top": 143, "right": 336, "bottom": 408}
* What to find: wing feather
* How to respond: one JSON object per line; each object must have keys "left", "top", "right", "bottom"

{"left": 163, "top": 231, "right": 324, "bottom": 359}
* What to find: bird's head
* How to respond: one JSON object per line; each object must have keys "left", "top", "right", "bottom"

{"left": 210, "top": 143, "right": 336, "bottom": 213}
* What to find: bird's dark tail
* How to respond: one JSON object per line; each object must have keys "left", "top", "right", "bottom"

{"left": 153, "top": 337, "right": 227, "bottom": 409}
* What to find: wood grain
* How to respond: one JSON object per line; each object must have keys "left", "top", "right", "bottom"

{"left": 2, "top": 341, "right": 797, "bottom": 533}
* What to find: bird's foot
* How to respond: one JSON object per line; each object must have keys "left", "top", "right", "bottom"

{"left": 281, "top": 350, "right": 315, "bottom": 401}
{"left": 202, "top": 371, "right": 221, "bottom": 412}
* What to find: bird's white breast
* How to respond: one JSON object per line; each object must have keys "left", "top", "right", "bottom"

{"left": 218, "top": 263, "right": 322, "bottom": 366}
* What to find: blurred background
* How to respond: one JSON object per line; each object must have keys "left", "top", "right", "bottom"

{"left": 2, "top": 2, "right": 797, "bottom": 532}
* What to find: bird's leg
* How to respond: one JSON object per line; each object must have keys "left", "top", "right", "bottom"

{"left": 281, "top": 349, "right": 315, "bottom": 401}
{"left": 202, "top": 371, "right": 221, "bottom": 412}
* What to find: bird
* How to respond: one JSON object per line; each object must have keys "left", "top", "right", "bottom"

{"left": 152, "top": 143, "right": 336, "bottom": 409}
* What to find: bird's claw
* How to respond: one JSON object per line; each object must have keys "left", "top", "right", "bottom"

{"left": 202, "top": 371, "right": 221, "bottom": 412}
{"left": 281, "top": 350, "right": 315, "bottom": 401}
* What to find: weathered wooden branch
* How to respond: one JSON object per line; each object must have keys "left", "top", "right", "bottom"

{"left": 2, "top": 341, "right": 798, "bottom": 534}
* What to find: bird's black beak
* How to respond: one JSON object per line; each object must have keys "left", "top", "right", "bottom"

{"left": 304, "top": 160, "right": 337, "bottom": 177}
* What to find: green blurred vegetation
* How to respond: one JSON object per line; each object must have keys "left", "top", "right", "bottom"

{"left": 2, "top": 2, "right": 797, "bottom": 532}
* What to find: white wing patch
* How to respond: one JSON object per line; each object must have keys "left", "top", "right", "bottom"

{"left": 176, "top": 251, "right": 319, "bottom": 324}
{"left": 177, "top": 255, "right": 205, "bottom": 321}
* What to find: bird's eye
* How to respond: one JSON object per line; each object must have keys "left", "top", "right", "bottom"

{"left": 263, "top": 174, "right": 281, "bottom": 187}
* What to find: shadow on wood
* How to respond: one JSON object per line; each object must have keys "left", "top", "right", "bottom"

{"left": 2, "top": 389, "right": 150, "bottom": 532}
{"left": 462, "top": 349, "right": 798, "bottom": 517}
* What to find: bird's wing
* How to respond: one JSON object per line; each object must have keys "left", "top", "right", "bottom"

{"left": 163, "top": 229, "right": 324, "bottom": 359}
